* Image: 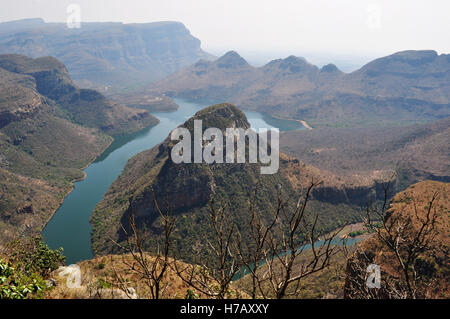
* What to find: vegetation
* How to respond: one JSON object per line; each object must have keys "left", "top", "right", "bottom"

{"left": 0, "top": 236, "right": 65, "bottom": 299}
{"left": 348, "top": 230, "right": 364, "bottom": 238}
{"left": 91, "top": 103, "right": 364, "bottom": 267}
{"left": 5, "top": 236, "right": 66, "bottom": 278}
{"left": 345, "top": 180, "right": 449, "bottom": 299}
{"left": 0, "top": 54, "right": 159, "bottom": 244}
{"left": 235, "top": 246, "right": 356, "bottom": 299}
{"left": 0, "top": 259, "right": 47, "bottom": 299}
{"left": 280, "top": 117, "right": 450, "bottom": 193}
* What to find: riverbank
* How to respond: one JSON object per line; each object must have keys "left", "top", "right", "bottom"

{"left": 42, "top": 98, "right": 320, "bottom": 264}
{"left": 266, "top": 113, "right": 313, "bottom": 130}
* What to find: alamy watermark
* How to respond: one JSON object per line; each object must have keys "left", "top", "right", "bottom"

{"left": 366, "top": 3, "right": 382, "bottom": 30}
{"left": 366, "top": 263, "right": 381, "bottom": 289}
{"left": 58, "top": 264, "right": 82, "bottom": 288}
{"left": 66, "top": 3, "right": 81, "bottom": 29}
{"left": 170, "top": 120, "right": 279, "bottom": 174}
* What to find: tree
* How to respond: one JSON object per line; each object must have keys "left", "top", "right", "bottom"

{"left": 172, "top": 199, "right": 240, "bottom": 299}
{"left": 235, "top": 180, "right": 343, "bottom": 299}
{"left": 112, "top": 188, "right": 176, "bottom": 299}
{"left": 0, "top": 259, "right": 47, "bottom": 299}
{"left": 345, "top": 180, "right": 442, "bottom": 299}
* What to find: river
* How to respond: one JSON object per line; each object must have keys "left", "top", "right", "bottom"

{"left": 42, "top": 98, "right": 306, "bottom": 265}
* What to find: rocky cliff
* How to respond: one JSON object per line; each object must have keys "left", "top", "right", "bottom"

{"left": 0, "top": 19, "right": 213, "bottom": 89}
{"left": 0, "top": 54, "right": 158, "bottom": 135}
{"left": 0, "top": 54, "right": 158, "bottom": 243}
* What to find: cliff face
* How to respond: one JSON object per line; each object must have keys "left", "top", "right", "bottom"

{"left": 0, "top": 20, "right": 213, "bottom": 89}
{"left": 0, "top": 54, "right": 158, "bottom": 244}
{"left": 344, "top": 181, "right": 450, "bottom": 299}
{"left": 279, "top": 154, "right": 394, "bottom": 206}
{"left": 0, "top": 54, "right": 158, "bottom": 135}
{"left": 280, "top": 117, "right": 450, "bottom": 194}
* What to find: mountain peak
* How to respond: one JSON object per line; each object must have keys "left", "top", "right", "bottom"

{"left": 392, "top": 50, "right": 438, "bottom": 59}
{"left": 357, "top": 50, "right": 443, "bottom": 76}
{"left": 215, "top": 51, "right": 249, "bottom": 69}
{"left": 320, "top": 63, "right": 342, "bottom": 73}
{"left": 184, "top": 102, "right": 250, "bottom": 131}
{"left": 264, "top": 55, "right": 317, "bottom": 74}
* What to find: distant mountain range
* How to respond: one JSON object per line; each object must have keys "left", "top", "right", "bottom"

{"left": 151, "top": 50, "right": 450, "bottom": 128}
{"left": 0, "top": 18, "right": 213, "bottom": 90}
{"left": 0, "top": 54, "right": 158, "bottom": 243}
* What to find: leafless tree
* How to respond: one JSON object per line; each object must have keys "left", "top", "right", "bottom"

{"left": 345, "top": 180, "right": 441, "bottom": 299}
{"left": 234, "top": 185, "right": 280, "bottom": 299}
{"left": 172, "top": 199, "right": 240, "bottom": 299}
{"left": 112, "top": 188, "right": 176, "bottom": 299}
{"left": 236, "top": 180, "right": 344, "bottom": 299}
{"left": 110, "top": 180, "right": 346, "bottom": 300}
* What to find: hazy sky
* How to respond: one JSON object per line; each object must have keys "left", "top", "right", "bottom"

{"left": 1, "top": 0, "right": 449, "bottom": 69}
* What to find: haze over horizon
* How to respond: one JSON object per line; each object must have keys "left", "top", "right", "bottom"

{"left": 1, "top": 0, "right": 449, "bottom": 71}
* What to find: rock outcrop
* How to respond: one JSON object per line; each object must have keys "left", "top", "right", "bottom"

{"left": 91, "top": 103, "right": 385, "bottom": 265}
{"left": 0, "top": 54, "right": 159, "bottom": 135}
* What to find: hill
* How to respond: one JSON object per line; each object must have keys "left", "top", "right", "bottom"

{"left": 0, "top": 54, "right": 158, "bottom": 135}
{"left": 344, "top": 181, "right": 450, "bottom": 299}
{"left": 0, "top": 19, "right": 213, "bottom": 90}
{"left": 151, "top": 50, "right": 450, "bottom": 128}
{"left": 90, "top": 103, "right": 392, "bottom": 265}
{"left": 0, "top": 54, "right": 158, "bottom": 244}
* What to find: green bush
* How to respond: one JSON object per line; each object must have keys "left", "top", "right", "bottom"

{"left": 0, "top": 259, "right": 47, "bottom": 299}
{"left": 6, "top": 236, "right": 66, "bottom": 278}
{"left": 348, "top": 230, "right": 364, "bottom": 238}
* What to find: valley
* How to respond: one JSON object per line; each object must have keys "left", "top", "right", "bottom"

{"left": 42, "top": 98, "right": 308, "bottom": 265}
{"left": 0, "top": 54, "right": 158, "bottom": 245}
{"left": 89, "top": 101, "right": 382, "bottom": 268}
{"left": 0, "top": 11, "right": 448, "bottom": 300}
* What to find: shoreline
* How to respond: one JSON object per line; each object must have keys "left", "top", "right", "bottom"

{"left": 264, "top": 113, "right": 313, "bottom": 130}
{"left": 40, "top": 137, "right": 114, "bottom": 232}
{"left": 41, "top": 118, "right": 164, "bottom": 232}
{"left": 167, "top": 96, "right": 314, "bottom": 130}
